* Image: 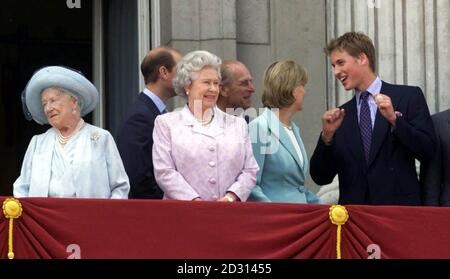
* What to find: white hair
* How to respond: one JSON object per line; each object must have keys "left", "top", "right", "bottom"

{"left": 173, "top": 50, "right": 222, "bottom": 97}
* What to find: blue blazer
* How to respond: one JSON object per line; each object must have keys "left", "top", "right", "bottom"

{"left": 117, "top": 93, "right": 164, "bottom": 199}
{"left": 310, "top": 81, "right": 436, "bottom": 205}
{"left": 248, "top": 108, "right": 319, "bottom": 203}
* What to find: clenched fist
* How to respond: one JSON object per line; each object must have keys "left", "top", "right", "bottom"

{"left": 374, "top": 93, "right": 396, "bottom": 125}
{"left": 321, "top": 108, "right": 345, "bottom": 144}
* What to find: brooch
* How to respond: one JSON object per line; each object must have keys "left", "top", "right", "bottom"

{"left": 90, "top": 132, "right": 100, "bottom": 144}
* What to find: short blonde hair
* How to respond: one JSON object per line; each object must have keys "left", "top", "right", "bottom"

{"left": 325, "top": 32, "right": 376, "bottom": 73}
{"left": 261, "top": 61, "right": 308, "bottom": 108}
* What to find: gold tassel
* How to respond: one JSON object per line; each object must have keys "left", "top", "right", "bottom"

{"left": 2, "top": 198, "right": 23, "bottom": 259}
{"left": 329, "top": 205, "right": 349, "bottom": 259}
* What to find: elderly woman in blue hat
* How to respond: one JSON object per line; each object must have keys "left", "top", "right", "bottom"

{"left": 14, "top": 66, "right": 130, "bottom": 198}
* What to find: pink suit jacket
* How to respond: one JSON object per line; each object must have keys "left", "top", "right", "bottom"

{"left": 152, "top": 105, "right": 259, "bottom": 201}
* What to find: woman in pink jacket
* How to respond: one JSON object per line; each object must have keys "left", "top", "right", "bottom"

{"left": 152, "top": 50, "right": 259, "bottom": 202}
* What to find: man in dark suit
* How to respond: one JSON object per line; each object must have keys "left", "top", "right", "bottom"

{"left": 117, "top": 46, "right": 181, "bottom": 199}
{"left": 310, "top": 32, "right": 436, "bottom": 205}
{"left": 420, "top": 109, "right": 450, "bottom": 206}
{"left": 217, "top": 60, "right": 255, "bottom": 123}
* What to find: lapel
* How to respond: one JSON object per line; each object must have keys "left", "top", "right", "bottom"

{"left": 446, "top": 112, "right": 450, "bottom": 131}
{"left": 367, "top": 81, "right": 401, "bottom": 167}
{"left": 30, "top": 130, "right": 55, "bottom": 197}
{"left": 70, "top": 124, "right": 89, "bottom": 186}
{"left": 181, "top": 105, "right": 225, "bottom": 138}
{"left": 292, "top": 123, "right": 308, "bottom": 175}
{"left": 445, "top": 113, "right": 450, "bottom": 149}
{"left": 139, "top": 92, "right": 163, "bottom": 117}
{"left": 342, "top": 97, "right": 367, "bottom": 167}
{"left": 264, "top": 108, "right": 304, "bottom": 174}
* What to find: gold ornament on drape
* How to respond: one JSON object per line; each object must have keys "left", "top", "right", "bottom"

{"left": 2, "top": 198, "right": 23, "bottom": 259}
{"left": 329, "top": 205, "right": 349, "bottom": 259}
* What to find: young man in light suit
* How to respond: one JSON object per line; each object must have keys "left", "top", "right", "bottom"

{"left": 310, "top": 32, "right": 436, "bottom": 205}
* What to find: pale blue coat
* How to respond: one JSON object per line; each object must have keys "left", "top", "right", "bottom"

{"left": 14, "top": 124, "right": 130, "bottom": 199}
{"left": 248, "top": 108, "right": 320, "bottom": 203}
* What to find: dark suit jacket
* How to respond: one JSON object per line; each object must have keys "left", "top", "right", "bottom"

{"left": 420, "top": 109, "right": 450, "bottom": 206}
{"left": 310, "top": 81, "right": 436, "bottom": 205}
{"left": 117, "top": 93, "right": 164, "bottom": 199}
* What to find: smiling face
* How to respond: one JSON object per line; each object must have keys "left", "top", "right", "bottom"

{"left": 186, "top": 66, "right": 220, "bottom": 113}
{"left": 41, "top": 88, "right": 78, "bottom": 129}
{"left": 221, "top": 63, "right": 255, "bottom": 110}
{"left": 330, "top": 49, "right": 373, "bottom": 92}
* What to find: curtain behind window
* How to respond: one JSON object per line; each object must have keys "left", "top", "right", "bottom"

{"left": 104, "top": 0, "right": 139, "bottom": 138}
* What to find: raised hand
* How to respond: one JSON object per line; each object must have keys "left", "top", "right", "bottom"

{"left": 374, "top": 93, "right": 396, "bottom": 125}
{"left": 321, "top": 108, "right": 345, "bottom": 144}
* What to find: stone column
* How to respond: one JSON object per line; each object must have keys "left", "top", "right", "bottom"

{"left": 168, "top": 0, "right": 237, "bottom": 59}
{"left": 165, "top": 0, "right": 237, "bottom": 107}
{"left": 326, "top": 0, "right": 450, "bottom": 113}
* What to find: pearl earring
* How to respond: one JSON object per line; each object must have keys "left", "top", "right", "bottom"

{"left": 72, "top": 109, "right": 76, "bottom": 114}
{"left": 186, "top": 91, "right": 189, "bottom": 96}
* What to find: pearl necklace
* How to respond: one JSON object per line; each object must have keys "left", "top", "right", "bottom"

{"left": 57, "top": 119, "right": 85, "bottom": 146}
{"left": 199, "top": 114, "right": 214, "bottom": 126}
{"left": 193, "top": 111, "right": 214, "bottom": 126}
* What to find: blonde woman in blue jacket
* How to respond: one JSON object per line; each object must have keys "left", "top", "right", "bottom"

{"left": 248, "top": 61, "right": 319, "bottom": 203}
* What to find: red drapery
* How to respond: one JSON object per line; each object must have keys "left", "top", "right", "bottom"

{"left": 1, "top": 197, "right": 449, "bottom": 259}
